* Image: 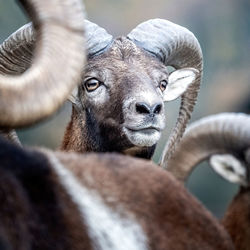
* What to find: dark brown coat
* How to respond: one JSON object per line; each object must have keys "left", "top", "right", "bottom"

{"left": 0, "top": 137, "right": 234, "bottom": 250}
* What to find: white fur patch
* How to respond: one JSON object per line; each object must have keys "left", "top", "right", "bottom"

{"left": 49, "top": 154, "right": 149, "bottom": 250}
{"left": 123, "top": 127, "right": 161, "bottom": 147}
{"left": 139, "top": 90, "right": 160, "bottom": 107}
{"left": 210, "top": 154, "right": 247, "bottom": 186}
{"left": 123, "top": 90, "right": 160, "bottom": 112}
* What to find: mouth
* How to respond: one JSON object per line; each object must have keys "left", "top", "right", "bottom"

{"left": 126, "top": 126, "right": 160, "bottom": 134}
{"left": 123, "top": 126, "right": 162, "bottom": 147}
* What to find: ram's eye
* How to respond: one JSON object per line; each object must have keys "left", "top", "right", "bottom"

{"left": 84, "top": 78, "right": 101, "bottom": 92}
{"left": 159, "top": 80, "right": 168, "bottom": 92}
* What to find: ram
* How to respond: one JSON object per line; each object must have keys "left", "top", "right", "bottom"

{"left": 162, "top": 112, "right": 250, "bottom": 250}
{"left": 1, "top": 17, "right": 203, "bottom": 160}
{"left": 0, "top": 135, "right": 235, "bottom": 250}
{"left": 0, "top": 3, "right": 233, "bottom": 247}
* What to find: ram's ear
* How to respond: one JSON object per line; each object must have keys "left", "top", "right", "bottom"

{"left": 209, "top": 154, "right": 247, "bottom": 186}
{"left": 68, "top": 86, "right": 79, "bottom": 105}
{"left": 163, "top": 68, "right": 199, "bottom": 102}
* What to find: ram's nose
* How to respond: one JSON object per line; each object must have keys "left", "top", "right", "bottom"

{"left": 135, "top": 102, "right": 162, "bottom": 116}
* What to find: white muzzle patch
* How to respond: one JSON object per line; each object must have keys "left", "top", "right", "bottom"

{"left": 123, "top": 127, "right": 161, "bottom": 147}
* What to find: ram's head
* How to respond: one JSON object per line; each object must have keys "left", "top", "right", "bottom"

{"left": 63, "top": 19, "right": 203, "bottom": 159}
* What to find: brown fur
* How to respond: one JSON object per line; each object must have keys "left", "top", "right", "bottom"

{"left": 0, "top": 137, "right": 234, "bottom": 249}
{"left": 222, "top": 187, "right": 250, "bottom": 250}
{"left": 0, "top": 137, "right": 92, "bottom": 250}
{"left": 57, "top": 152, "right": 234, "bottom": 250}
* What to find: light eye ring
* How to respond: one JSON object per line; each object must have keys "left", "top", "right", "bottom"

{"left": 84, "top": 78, "right": 102, "bottom": 92}
{"left": 159, "top": 79, "right": 168, "bottom": 92}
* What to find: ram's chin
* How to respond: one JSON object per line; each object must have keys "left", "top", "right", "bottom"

{"left": 123, "top": 127, "right": 161, "bottom": 147}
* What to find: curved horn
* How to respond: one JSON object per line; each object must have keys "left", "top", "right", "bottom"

{"left": 127, "top": 19, "right": 203, "bottom": 164}
{"left": 84, "top": 20, "right": 113, "bottom": 57}
{"left": 165, "top": 113, "right": 250, "bottom": 182}
{"left": 0, "top": 20, "right": 113, "bottom": 74}
{"left": 0, "top": 0, "right": 86, "bottom": 127}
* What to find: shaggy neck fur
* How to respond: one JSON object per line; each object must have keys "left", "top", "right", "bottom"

{"left": 61, "top": 106, "right": 156, "bottom": 159}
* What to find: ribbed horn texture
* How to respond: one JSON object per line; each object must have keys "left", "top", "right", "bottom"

{"left": 0, "top": 23, "right": 34, "bottom": 75}
{"left": 0, "top": 0, "right": 86, "bottom": 128}
{"left": 84, "top": 20, "right": 113, "bottom": 57}
{"left": 166, "top": 113, "right": 250, "bottom": 182}
{"left": 0, "top": 20, "right": 113, "bottom": 74}
{"left": 127, "top": 19, "right": 203, "bottom": 166}
{"left": 0, "top": 129, "right": 22, "bottom": 146}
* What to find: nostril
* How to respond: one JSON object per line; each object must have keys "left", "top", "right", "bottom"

{"left": 153, "top": 104, "right": 162, "bottom": 114}
{"left": 136, "top": 102, "right": 151, "bottom": 114}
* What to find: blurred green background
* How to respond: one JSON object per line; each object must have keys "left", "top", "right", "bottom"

{"left": 0, "top": 0, "right": 249, "bottom": 218}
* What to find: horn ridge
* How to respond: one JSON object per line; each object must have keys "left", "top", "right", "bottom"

{"left": 84, "top": 20, "right": 113, "bottom": 57}
{"left": 0, "top": 0, "right": 86, "bottom": 127}
{"left": 166, "top": 113, "right": 250, "bottom": 182}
